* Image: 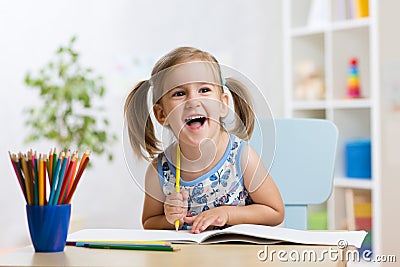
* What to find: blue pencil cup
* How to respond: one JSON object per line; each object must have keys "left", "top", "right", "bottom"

{"left": 345, "top": 139, "right": 371, "bottom": 179}
{"left": 26, "top": 204, "right": 71, "bottom": 252}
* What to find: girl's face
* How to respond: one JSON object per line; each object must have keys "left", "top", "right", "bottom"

{"left": 153, "top": 82, "right": 228, "bottom": 147}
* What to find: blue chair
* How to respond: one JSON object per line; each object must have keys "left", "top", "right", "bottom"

{"left": 250, "top": 118, "right": 338, "bottom": 230}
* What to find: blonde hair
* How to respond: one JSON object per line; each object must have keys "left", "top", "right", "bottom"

{"left": 124, "top": 47, "right": 255, "bottom": 160}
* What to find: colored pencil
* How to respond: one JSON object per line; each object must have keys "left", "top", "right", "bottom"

{"left": 43, "top": 157, "right": 47, "bottom": 205}
{"left": 76, "top": 242, "right": 171, "bottom": 248}
{"left": 49, "top": 152, "right": 63, "bottom": 205}
{"left": 48, "top": 148, "right": 53, "bottom": 185}
{"left": 18, "top": 154, "right": 29, "bottom": 202}
{"left": 21, "top": 154, "right": 33, "bottom": 205}
{"left": 57, "top": 153, "right": 77, "bottom": 205}
{"left": 8, "top": 152, "right": 27, "bottom": 202}
{"left": 38, "top": 154, "right": 44, "bottom": 206}
{"left": 52, "top": 148, "right": 58, "bottom": 184}
{"left": 16, "top": 156, "right": 28, "bottom": 201}
{"left": 30, "top": 152, "right": 38, "bottom": 205}
{"left": 65, "top": 153, "right": 90, "bottom": 204}
{"left": 174, "top": 144, "right": 180, "bottom": 231}
{"left": 78, "top": 149, "right": 90, "bottom": 172}
{"left": 52, "top": 152, "right": 68, "bottom": 205}
{"left": 67, "top": 154, "right": 79, "bottom": 197}
{"left": 67, "top": 240, "right": 171, "bottom": 246}
{"left": 82, "top": 243, "right": 177, "bottom": 251}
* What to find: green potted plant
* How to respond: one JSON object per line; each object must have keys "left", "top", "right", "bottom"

{"left": 24, "top": 36, "right": 117, "bottom": 161}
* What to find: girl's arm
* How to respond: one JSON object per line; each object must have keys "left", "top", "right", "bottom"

{"left": 142, "top": 159, "right": 187, "bottom": 229}
{"left": 185, "top": 144, "right": 284, "bottom": 233}
{"left": 229, "top": 144, "right": 284, "bottom": 225}
{"left": 141, "top": 159, "right": 170, "bottom": 229}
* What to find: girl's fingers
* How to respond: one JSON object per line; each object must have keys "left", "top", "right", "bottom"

{"left": 165, "top": 193, "right": 187, "bottom": 207}
{"left": 164, "top": 202, "right": 186, "bottom": 225}
{"left": 188, "top": 214, "right": 202, "bottom": 232}
{"left": 183, "top": 216, "right": 196, "bottom": 224}
{"left": 164, "top": 202, "right": 186, "bottom": 216}
{"left": 165, "top": 192, "right": 183, "bottom": 203}
{"left": 190, "top": 215, "right": 225, "bottom": 233}
{"left": 192, "top": 215, "right": 212, "bottom": 233}
{"left": 165, "top": 199, "right": 183, "bottom": 208}
{"left": 164, "top": 191, "right": 189, "bottom": 225}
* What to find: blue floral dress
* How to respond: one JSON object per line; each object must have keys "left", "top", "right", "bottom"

{"left": 157, "top": 134, "right": 253, "bottom": 229}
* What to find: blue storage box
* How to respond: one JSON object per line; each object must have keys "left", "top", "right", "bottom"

{"left": 345, "top": 139, "right": 371, "bottom": 179}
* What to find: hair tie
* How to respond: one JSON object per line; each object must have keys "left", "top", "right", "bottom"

{"left": 222, "top": 77, "right": 226, "bottom": 87}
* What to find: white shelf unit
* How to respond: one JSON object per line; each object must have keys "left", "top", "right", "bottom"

{"left": 334, "top": 177, "right": 373, "bottom": 190}
{"left": 283, "top": 0, "right": 400, "bottom": 257}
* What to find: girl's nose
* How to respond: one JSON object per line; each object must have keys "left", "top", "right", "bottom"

{"left": 185, "top": 97, "right": 201, "bottom": 109}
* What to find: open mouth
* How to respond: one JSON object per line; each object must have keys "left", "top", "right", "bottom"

{"left": 184, "top": 116, "right": 207, "bottom": 129}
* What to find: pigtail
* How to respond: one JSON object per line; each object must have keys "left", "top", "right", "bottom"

{"left": 124, "top": 80, "right": 161, "bottom": 160}
{"left": 225, "top": 78, "right": 255, "bottom": 140}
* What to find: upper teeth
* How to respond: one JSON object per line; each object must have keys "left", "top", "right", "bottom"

{"left": 185, "top": 116, "right": 205, "bottom": 123}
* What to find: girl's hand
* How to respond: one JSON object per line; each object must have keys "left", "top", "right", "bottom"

{"left": 183, "top": 207, "right": 228, "bottom": 234}
{"left": 164, "top": 191, "right": 188, "bottom": 226}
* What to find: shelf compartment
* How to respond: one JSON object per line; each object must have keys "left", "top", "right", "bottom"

{"left": 333, "top": 108, "right": 371, "bottom": 178}
{"left": 331, "top": 27, "right": 370, "bottom": 100}
{"left": 292, "top": 34, "right": 325, "bottom": 65}
{"left": 291, "top": 34, "right": 326, "bottom": 102}
{"left": 331, "top": 0, "right": 370, "bottom": 24}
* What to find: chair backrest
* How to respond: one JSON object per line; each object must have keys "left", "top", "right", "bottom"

{"left": 250, "top": 118, "right": 338, "bottom": 229}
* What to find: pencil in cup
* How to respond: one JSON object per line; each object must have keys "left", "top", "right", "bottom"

{"left": 8, "top": 152, "right": 28, "bottom": 203}
{"left": 64, "top": 150, "right": 90, "bottom": 204}
{"left": 8, "top": 148, "right": 90, "bottom": 206}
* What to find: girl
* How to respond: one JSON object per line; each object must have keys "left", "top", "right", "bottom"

{"left": 124, "top": 47, "right": 284, "bottom": 233}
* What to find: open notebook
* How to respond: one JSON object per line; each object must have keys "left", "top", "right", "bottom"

{"left": 68, "top": 224, "right": 367, "bottom": 248}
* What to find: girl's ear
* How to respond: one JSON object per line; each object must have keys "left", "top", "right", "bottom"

{"left": 220, "top": 93, "right": 229, "bottom": 118}
{"left": 153, "top": 104, "right": 169, "bottom": 126}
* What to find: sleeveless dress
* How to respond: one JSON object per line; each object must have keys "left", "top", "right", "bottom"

{"left": 158, "top": 134, "right": 253, "bottom": 229}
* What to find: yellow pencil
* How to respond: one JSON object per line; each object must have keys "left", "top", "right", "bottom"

{"left": 174, "top": 144, "right": 180, "bottom": 231}
{"left": 38, "top": 154, "right": 44, "bottom": 205}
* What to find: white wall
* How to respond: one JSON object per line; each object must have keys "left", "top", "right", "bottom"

{"left": 0, "top": 0, "right": 283, "bottom": 250}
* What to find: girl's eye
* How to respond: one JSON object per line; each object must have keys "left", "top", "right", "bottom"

{"left": 199, "top": 87, "right": 211, "bottom": 93}
{"left": 172, "top": 91, "right": 185, "bottom": 97}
